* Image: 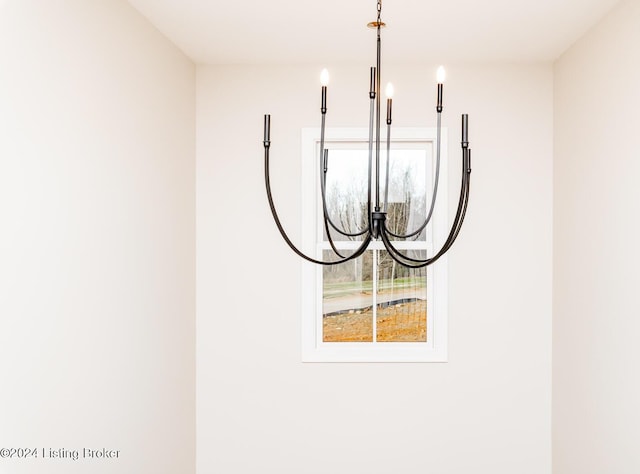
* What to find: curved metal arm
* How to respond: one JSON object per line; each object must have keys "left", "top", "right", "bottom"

{"left": 265, "top": 143, "right": 372, "bottom": 265}
{"left": 321, "top": 151, "right": 369, "bottom": 238}
{"left": 367, "top": 96, "right": 375, "bottom": 234}
{"left": 323, "top": 212, "right": 347, "bottom": 258}
{"left": 385, "top": 112, "right": 443, "bottom": 240}
{"left": 319, "top": 109, "right": 369, "bottom": 239}
{"left": 316, "top": 109, "right": 365, "bottom": 252}
{"left": 381, "top": 181, "right": 469, "bottom": 268}
{"left": 379, "top": 149, "right": 471, "bottom": 268}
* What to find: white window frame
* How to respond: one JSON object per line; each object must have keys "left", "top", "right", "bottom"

{"left": 301, "top": 127, "right": 448, "bottom": 363}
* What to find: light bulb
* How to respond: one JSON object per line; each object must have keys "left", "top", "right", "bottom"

{"left": 320, "top": 68, "right": 330, "bottom": 86}
{"left": 437, "top": 66, "right": 446, "bottom": 84}
{"left": 385, "top": 82, "right": 394, "bottom": 98}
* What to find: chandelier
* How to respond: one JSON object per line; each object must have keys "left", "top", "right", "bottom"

{"left": 262, "top": 0, "right": 471, "bottom": 268}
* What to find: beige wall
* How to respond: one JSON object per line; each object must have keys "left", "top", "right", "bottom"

{"left": 196, "top": 63, "right": 553, "bottom": 474}
{"left": 0, "top": 1, "right": 195, "bottom": 473}
{"left": 553, "top": 0, "right": 640, "bottom": 472}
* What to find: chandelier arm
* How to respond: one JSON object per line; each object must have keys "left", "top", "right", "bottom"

{"left": 383, "top": 122, "right": 391, "bottom": 211}
{"left": 414, "top": 181, "right": 469, "bottom": 266}
{"left": 445, "top": 150, "right": 472, "bottom": 245}
{"left": 392, "top": 177, "right": 469, "bottom": 268}
{"left": 264, "top": 143, "right": 373, "bottom": 265}
{"left": 323, "top": 214, "right": 347, "bottom": 258}
{"left": 384, "top": 112, "right": 443, "bottom": 240}
{"left": 379, "top": 161, "right": 470, "bottom": 268}
{"left": 445, "top": 187, "right": 469, "bottom": 253}
{"left": 380, "top": 190, "right": 466, "bottom": 269}
{"left": 320, "top": 152, "right": 356, "bottom": 255}
{"left": 319, "top": 114, "right": 331, "bottom": 226}
{"left": 326, "top": 218, "right": 369, "bottom": 237}
{"left": 435, "top": 179, "right": 468, "bottom": 254}
{"left": 319, "top": 136, "right": 368, "bottom": 238}
{"left": 379, "top": 228, "right": 430, "bottom": 268}
{"left": 367, "top": 95, "right": 375, "bottom": 235}
{"left": 324, "top": 207, "right": 370, "bottom": 237}
{"left": 374, "top": 23, "right": 382, "bottom": 211}
{"left": 411, "top": 163, "right": 469, "bottom": 261}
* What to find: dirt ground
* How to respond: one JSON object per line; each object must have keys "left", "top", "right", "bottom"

{"left": 323, "top": 300, "right": 427, "bottom": 342}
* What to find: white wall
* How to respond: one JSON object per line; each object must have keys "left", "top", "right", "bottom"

{"left": 0, "top": 1, "right": 195, "bottom": 473}
{"left": 197, "top": 63, "right": 553, "bottom": 474}
{"left": 553, "top": 1, "right": 640, "bottom": 472}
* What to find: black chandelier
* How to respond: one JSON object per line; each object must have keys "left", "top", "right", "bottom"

{"left": 262, "top": 0, "right": 471, "bottom": 268}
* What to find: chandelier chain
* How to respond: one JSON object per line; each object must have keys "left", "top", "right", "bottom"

{"left": 377, "top": 0, "right": 382, "bottom": 24}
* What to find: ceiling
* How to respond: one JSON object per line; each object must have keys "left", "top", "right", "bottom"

{"left": 127, "top": 0, "right": 620, "bottom": 64}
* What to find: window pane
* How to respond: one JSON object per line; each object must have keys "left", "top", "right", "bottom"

{"left": 383, "top": 149, "right": 430, "bottom": 241}
{"left": 323, "top": 149, "right": 368, "bottom": 242}
{"left": 376, "top": 250, "right": 427, "bottom": 342}
{"left": 323, "top": 250, "right": 373, "bottom": 342}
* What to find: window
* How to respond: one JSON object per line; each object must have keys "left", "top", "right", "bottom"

{"left": 301, "top": 128, "right": 449, "bottom": 362}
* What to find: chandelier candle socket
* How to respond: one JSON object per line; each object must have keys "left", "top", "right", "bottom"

{"left": 386, "top": 83, "right": 393, "bottom": 125}
{"left": 462, "top": 114, "right": 469, "bottom": 145}
{"left": 369, "top": 67, "right": 376, "bottom": 98}
{"left": 262, "top": 0, "right": 472, "bottom": 268}
{"left": 263, "top": 114, "right": 270, "bottom": 144}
